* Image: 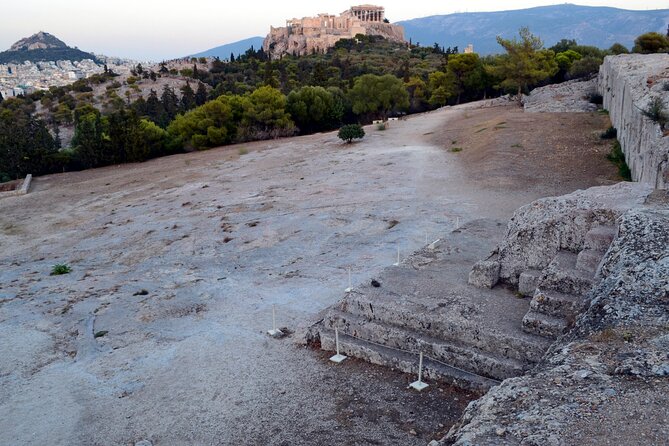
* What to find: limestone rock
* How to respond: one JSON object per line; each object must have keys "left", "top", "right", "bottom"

{"left": 495, "top": 182, "right": 652, "bottom": 285}
{"left": 524, "top": 78, "right": 599, "bottom": 113}
{"left": 468, "top": 260, "right": 500, "bottom": 288}
{"left": 445, "top": 206, "right": 669, "bottom": 445}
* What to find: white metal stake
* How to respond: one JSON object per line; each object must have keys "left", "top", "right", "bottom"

{"left": 393, "top": 246, "right": 400, "bottom": 266}
{"left": 345, "top": 267, "right": 352, "bottom": 293}
{"left": 410, "top": 352, "right": 429, "bottom": 391}
{"left": 330, "top": 327, "right": 347, "bottom": 363}
{"left": 267, "top": 305, "right": 283, "bottom": 338}
{"left": 456, "top": 216, "right": 460, "bottom": 230}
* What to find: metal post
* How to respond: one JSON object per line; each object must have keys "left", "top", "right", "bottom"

{"left": 410, "top": 352, "right": 429, "bottom": 391}
{"left": 267, "top": 305, "right": 283, "bottom": 338}
{"left": 330, "top": 327, "right": 347, "bottom": 363}
{"left": 345, "top": 267, "right": 352, "bottom": 293}
{"left": 394, "top": 246, "right": 400, "bottom": 266}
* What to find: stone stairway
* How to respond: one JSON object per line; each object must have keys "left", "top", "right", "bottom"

{"left": 316, "top": 219, "right": 553, "bottom": 391}
{"left": 521, "top": 225, "right": 616, "bottom": 339}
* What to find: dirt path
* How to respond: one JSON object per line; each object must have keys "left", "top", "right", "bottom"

{"left": 0, "top": 103, "right": 619, "bottom": 445}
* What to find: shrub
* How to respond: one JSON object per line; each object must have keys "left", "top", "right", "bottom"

{"left": 587, "top": 92, "right": 603, "bottom": 105}
{"left": 606, "top": 140, "right": 632, "bottom": 181}
{"left": 338, "top": 124, "right": 365, "bottom": 143}
{"left": 600, "top": 126, "right": 617, "bottom": 139}
{"left": 50, "top": 264, "right": 72, "bottom": 275}
{"left": 640, "top": 96, "right": 668, "bottom": 129}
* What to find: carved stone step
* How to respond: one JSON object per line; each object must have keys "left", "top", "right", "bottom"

{"left": 539, "top": 251, "right": 595, "bottom": 295}
{"left": 529, "top": 289, "right": 588, "bottom": 319}
{"left": 333, "top": 294, "right": 550, "bottom": 363}
{"left": 584, "top": 225, "right": 617, "bottom": 251}
{"left": 522, "top": 310, "right": 568, "bottom": 339}
{"left": 323, "top": 310, "right": 538, "bottom": 381}
{"left": 319, "top": 329, "right": 500, "bottom": 392}
{"left": 576, "top": 248, "right": 606, "bottom": 274}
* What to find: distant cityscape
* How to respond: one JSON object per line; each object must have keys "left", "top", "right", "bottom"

{"left": 0, "top": 57, "right": 137, "bottom": 99}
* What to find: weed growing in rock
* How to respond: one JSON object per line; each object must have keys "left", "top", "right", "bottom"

{"left": 376, "top": 122, "right": 387, "bottom": 131}
{"left": 640, "top": 96, "right": 668, "bottom": 129}
{"left": 600, "top": 126, "right": 617, "bottom": 139}
{"left": 450, "top": 147, "right": 463, "bottom": 152}
{"left": 50, "top": 264, "right": 72, "bottom": 275}
{"left": 606, "top": 140, "right": 632, "bottom": 181}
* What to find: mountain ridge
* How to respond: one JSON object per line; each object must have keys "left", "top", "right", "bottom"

{"left": 398, "top": 4, "right": 669, "bottom": 54}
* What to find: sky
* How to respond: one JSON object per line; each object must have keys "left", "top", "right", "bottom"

{"left": 2, "top": 0, "right": 667, "bottom": 61}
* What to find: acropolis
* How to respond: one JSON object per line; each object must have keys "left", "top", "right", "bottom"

{"left": 263, "top": 5, "right": 405, "bottom": 59}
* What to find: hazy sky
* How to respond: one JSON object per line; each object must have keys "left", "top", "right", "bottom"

{"left": 2, "top": 1, "right": 667, "bottom": 60}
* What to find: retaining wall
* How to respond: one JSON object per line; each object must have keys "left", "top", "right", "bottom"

{"left": 598, "top": 54, "right": 669, "bottom": 189}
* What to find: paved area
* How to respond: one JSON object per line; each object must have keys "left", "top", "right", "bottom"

{"left": 0, "top": 104, "right": 619, "bottom": 445}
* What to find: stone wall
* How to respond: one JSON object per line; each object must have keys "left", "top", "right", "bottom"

{"left": 598, "top": 54, "right": 669, "bottom": 189}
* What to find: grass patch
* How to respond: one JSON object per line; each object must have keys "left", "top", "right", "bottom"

{"left": 238, "top": 147, "right": 249, "bottom": 155}
{"left": 475, "top": 127, "right": 487, "bottom": 133}
{"left": 376, "top": 122, "right": 387, "bottom": 131}
{"left": 94, "top": 330, "right": 108, "bottom": 338}
{"left": 640, "top": 96, "right": 668, "bottom": 129}
{"left": 450, "top": 147, "right": 463, "bottom": 153}
{"left": 50, "top": 264, "right": 72, "bottom": 276}
{"left": 494, "top": 125, "right": 507, "bottom": 130}
{"left": 607, "top": 140, "right": 632, "bottom": 181}
{"left": 511, "top": 143, "right": 523, "bottom": 148}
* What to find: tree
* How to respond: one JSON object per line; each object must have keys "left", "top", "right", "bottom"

{"left": 348, "top": 74, "right": 409, "bottom": 120}
{"left": 195, "top": 82, "right": 208, "bottom": 106}
{"left": 428, "top": 71, "right": 457, "bottom": 106}
{"left": 180, "top": 82, "right": 196, "bottom": 111}
{"left": 489, "top": 27, "right": 558, "bottom": 102}
{"left": 167, "top": 95, "right": 234, "bottom": 149}
{"left": 609, "top": 43, "right": 629, "bottom": 55}
{"left": 287, "top": 86, "right": 341, "bottom": 134}
{"left": 242, "top": 86, "right": 295, "bottom": 139}
{"left": 632, "top": 32, "right": 669, "bottom": 54}
{"left": 159, "top": 85, "right": 179, "bottom": 127}
{"left": 338, "top": 124, "right": 365, "bottom": 143}
{"left": 446, "top": 53, "right": 485, "bottom": 103}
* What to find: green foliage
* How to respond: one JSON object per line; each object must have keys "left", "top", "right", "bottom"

{"left": 338, "top": 124, "right": 365, "bottom": 143}
{"left": 600, "top": 126, "right": 617, "bottom": 139}
{"left": 446, "top": 53, "right": 486, "bottom": 103}
{"left": 607, "top": 140, "right": 632, "bottom": 181}
{"left": 633, "top": 32, "right": 669, "bottom": 54}
{"left": 50, "top": 264, "right": 72, "bottom": 275}
{"left": 349, "top": 74, "right": 409, "bottom": 119}
{"left": 640, "top": 96, "right": 668, "bottom": 128}
{"left": 0, "top": 106, "right": 57, "bottom": 179}
{"left": 168, "top": 95, "right": 234, "bottom": 149}
{"left": 287, "top": 86, "right": 343, "bottom": 133}
{"left": 568, "top": 56, "right": 603, "bottom": 79}
{"left": 608, "top": 43, "right": 629, "bottom": 55}
{"left": 490, "top": 27, "right": 558, "bottom": 100}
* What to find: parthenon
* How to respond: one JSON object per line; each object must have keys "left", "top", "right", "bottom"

{"left": 263, "top": 5, "right": 405, "bottom": 59}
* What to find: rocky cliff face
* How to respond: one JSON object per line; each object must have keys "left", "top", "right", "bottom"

{"left": 443, "top": 188, "right": 669, "bottom": 445}
{"left": 598, "top": 54, "right": 669, "bottom": 189}
{"left": 263, "top": 22, "right": 404, "bottom": 59}
{"left": 9, "top": 31, "right": 68, "bottom": 51}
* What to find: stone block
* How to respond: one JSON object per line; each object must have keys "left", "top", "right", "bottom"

{"left": 468, "top": 260, "right": 500, "bottom": 288}
{"left": 518, "top": 270, "right": 541, "bottom": 296}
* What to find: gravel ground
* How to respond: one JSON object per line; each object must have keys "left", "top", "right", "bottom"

{"left": 0, "top": 103, "right": 618, "bottom": 445}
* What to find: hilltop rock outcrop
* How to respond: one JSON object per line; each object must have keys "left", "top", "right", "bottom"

{"left": 444, "top": 200, "right": 669, "bottom": 445}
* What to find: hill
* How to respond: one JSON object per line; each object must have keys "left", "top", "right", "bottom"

{"left": 190, "top": 36, "right": 264, "bottom": 60}
{"left": 0, "top": 31, "right": 98, "bottom": 63}
{"left": 398, "top": 4, "right": 669, "bottom": 54}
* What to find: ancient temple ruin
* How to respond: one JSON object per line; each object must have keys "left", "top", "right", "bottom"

{"left": 263, "top": 5, "right": 405, "bottom": 59}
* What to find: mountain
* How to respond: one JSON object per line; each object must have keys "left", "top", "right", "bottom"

{"left": 0, "top": 31, "right": 98, "bottom": 64}
{"left": 398, "top": 4, "right": 669, "bottom": 55}
{"left": 191, "top": 36, "right": 264, "bottom": 60}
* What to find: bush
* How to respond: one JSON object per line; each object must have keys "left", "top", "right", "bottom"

{"left": 587, "top": 92, "right": 603, "bottom": 105}
{"left": 50, "top": 264, "right": 72, "bottom": 275}
{"left": 338, "top": 124, "right": 365, "bottom": 143}
{"left": 640, "top": 96, "right": 668, "bottom": 129}
{"left": 600, "top": 126, "right": 617, "bottom": 139}
{"left": 606, "top": 140, "right": 632, "bottom": 181}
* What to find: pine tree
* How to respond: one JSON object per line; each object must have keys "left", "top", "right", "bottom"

{"left": 230, "top": 52, "right": 235, "bottom": 62}
{"left": 160, "top": 85, "right": 179, "bottom": 127}
{"left": 145, "top": 89, "right": 164, "bottom": 124}
{"left": 195, "top": 82, "right": 208, "bottom": 106}
{"left": 180, "top": 82, "right": 196, "bottom": 111}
